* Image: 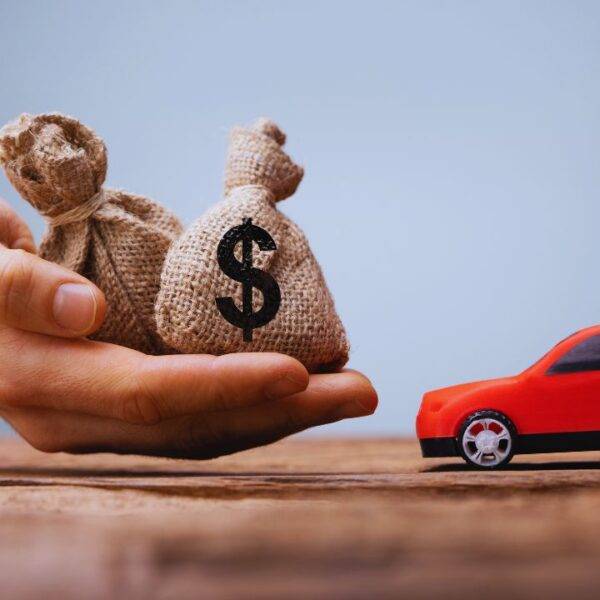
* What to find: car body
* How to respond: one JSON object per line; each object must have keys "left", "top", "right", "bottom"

{"left": 416, "top": 325, "right": 600, "bottom": 467}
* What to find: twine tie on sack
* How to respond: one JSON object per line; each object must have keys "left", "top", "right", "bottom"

{"left": 48, "top": 188, "right": 107, "bottom": 227}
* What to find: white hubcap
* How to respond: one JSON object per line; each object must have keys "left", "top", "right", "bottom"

{"left": 462, "top": 417, "right": 512, "bottom": 467}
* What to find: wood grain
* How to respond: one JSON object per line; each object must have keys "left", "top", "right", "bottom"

{"left": 1, "top": 437, "right": 600, "bottom": 599}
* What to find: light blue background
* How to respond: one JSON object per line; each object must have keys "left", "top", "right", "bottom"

{"left": 1, "top": 1, "right": 599, "bottom": 434}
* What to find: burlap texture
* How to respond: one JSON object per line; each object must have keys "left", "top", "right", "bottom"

{"left": 0, "top": 113, "right": 182, "bottom": 354}
{"left": 156, "top": 118, "right": 349, "bottom": 372}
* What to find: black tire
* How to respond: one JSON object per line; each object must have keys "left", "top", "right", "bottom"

{"left": 457, "top": 410, "right": 516, "bottom": 469}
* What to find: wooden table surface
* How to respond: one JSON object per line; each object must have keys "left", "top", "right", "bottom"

{"left": 1, "top": 436, "right": 600, "bottom": 599}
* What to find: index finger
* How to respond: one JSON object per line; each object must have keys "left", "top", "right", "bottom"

{"left": 0, "top": 329, "right": 309, "bottom": 424}
{"left": 164, "top": 370, "right": 379, "bottom": 459}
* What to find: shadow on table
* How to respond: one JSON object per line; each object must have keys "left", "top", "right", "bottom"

{"left": 0, "top": 466, "right": 338, "bottom": 479}
{"left": 426, "top": 460, "right": 600, "bottom": 472}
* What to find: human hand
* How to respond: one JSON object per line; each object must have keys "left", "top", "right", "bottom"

{"left": 0, "top": 199, "right": 377, "bottom": 458}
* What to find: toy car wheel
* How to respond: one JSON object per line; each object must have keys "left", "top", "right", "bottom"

{"left": 458, "top": 411, "right": 516, "bottom": 469}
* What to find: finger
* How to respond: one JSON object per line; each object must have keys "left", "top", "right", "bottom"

{"left": 135, "top": 352, "right": 310, "bottom": 419}
{"left": 0, "top": 198, "right": 36, "bottom": 252}
{"left": 0, "top": 246, "right": 106, "bottom": 336}
{"left": 0, "top": 371, "right": 378, "bottom": 457}
{"left": 178, "top": 370, "right": 378, "bottom": 458}
{"left": 0, "top": 330, "right": 308, "bottom": 424}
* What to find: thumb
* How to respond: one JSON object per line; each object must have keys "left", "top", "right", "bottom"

{"left": 0, "top": 246, "right": 106, "bottom": 337}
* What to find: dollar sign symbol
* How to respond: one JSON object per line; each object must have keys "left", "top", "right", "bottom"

{"left": 215, "top": 218, "right": 281, "bottom": 342}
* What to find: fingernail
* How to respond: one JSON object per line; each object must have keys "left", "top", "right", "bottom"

{"left": 357, "top": 390, "right": 378, "bottom": 414}
{"left": 339, "top": 394, "right": 378, "bottom": 418}
{"left": 53, "top": 283, "right": 97, "bottom": 333}
{"left": 12, "top": 238, "right": 36, "bottom": 253}
{"left": 265, "top": 373, "right": 306, "bottom": 399}
{"left": 337, "top": 401, "right": 371, "bottom": 418}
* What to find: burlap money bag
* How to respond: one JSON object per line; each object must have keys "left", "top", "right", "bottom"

{"left": 156, "top": 118, "right": 349, "bottom": 372}
{"left": 0, "top": 113, "right": 182, "bottom": 354}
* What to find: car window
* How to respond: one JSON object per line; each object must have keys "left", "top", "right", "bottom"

{"left": 522, "top": 329, "right": 585, "bottom": 374}
{"left": 547, "top": 334, "right": 600, "bottom": 375}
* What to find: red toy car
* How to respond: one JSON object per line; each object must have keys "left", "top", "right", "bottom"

{"left": 417, "top": 325, "right": 600, "bottom": 468}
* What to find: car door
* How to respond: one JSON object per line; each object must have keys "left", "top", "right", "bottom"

{"left": 534, "top": 334, "right": 600, "bottom": 433}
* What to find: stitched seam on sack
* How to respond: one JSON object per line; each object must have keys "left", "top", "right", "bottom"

{"left": 94, "top": 219, "right": 157, "bottom": 350}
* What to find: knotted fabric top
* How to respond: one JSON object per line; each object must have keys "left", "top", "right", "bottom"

{"left": 224, "top": 118, "right": 304, "bottom": 202}
{"left": 0, "top": 113, "right": 107, "bottom": 221}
